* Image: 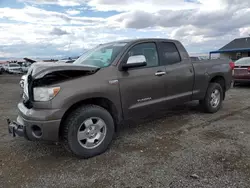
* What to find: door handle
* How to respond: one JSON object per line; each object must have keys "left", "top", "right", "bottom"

{"left": 155, "top": 71, "right": 166, "bottom": 76}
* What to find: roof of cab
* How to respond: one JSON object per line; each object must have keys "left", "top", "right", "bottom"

{"left": 104, "top": 38, "right": 179, "bottom": 45}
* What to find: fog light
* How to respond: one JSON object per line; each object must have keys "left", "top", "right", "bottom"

{"left": 31, "top": 125, "right": 42, "bottom": 138}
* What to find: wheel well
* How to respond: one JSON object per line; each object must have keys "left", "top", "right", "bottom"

{"left": 59, "top": 98, "right": 120, "bottom": 139}
{"left": 210, "top": 76, "right": 226, "bottom": 99}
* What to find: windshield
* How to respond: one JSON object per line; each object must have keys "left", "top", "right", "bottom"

{"left": 235, "top": 58, "right": 250, "bottom": 65}
{"left": 73, "top": 42, "right": 127, "bottom": 68}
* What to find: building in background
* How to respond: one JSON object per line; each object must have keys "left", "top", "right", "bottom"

{"left": 210, "top": 37, "right": 250, "bottom": 61}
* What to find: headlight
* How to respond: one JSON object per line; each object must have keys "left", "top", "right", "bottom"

{"left": 33, "top": 87, "right": 60, "bottom": 102}
{"left": 20, "top": 80, "right": 24, "bottom": 88}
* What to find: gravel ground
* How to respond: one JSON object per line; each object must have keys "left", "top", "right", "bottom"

{"left": 1, "top": 74, "right": 250, "bottom": 188}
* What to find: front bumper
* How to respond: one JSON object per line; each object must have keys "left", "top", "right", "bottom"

{"left": 8, "top": 70, "right": 23, "bottom": 74}
{"left": 7, "top": 119, "right": 27, "bottom": 138}
{"left": 7, "top": 102, "right": 62, "bottom": 141}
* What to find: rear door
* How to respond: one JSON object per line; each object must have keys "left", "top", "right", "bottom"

{"left": 118, "top": 42, "right": 168, "bottom": 120}
{"left": 157, "top": 42, "right": 194, "bottom": 105}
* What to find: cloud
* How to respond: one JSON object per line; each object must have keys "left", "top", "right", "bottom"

{"left": 18, "top": 0, "right": 84, "bottom": 6}
{"left": 66, "top": 9, "right": 81, "bottom": 15}
{"left": 108, "top": 3, "right": 250, "bottom": 44}
{"left": 0, "top": 6, "right": 105, "bottom": 25}
{"left": 239, "top": 27, "right": 250, "bottom": 37}
{"left": 110, "top": 7, "right": 250, "bottom": 31}
{"left": 88, "top": 0, "right": 201, "bottom": 12}
{"left": 0, "top": 42, "right": 81, "bottom": 59}
{"left": 50, "top": 28, "right": 70, "bottom": 36}
{"left": 0, "top": 22, "right": 129, "bottom": 58}
{"left": 83, "top": 0, "right": 250, "bottom": 13}
{"left": 0, "top": 6, "right": 71, "bottom": 24}
{"left": 19, "top": 0, "right": 201, "bottom": 11}
{"left": 2, "top": 0, "right": 250, "bottom": 59}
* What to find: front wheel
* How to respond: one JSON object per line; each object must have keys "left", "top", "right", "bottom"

{"left": 200, "top": 83, "right": 223, "bottom": 113}
{"left": 62, "top": 105, "right": 115, "bottom": 158}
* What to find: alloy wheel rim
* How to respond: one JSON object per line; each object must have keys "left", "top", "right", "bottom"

{"left": 210, "top": 89, "right": 220, "bottom": 108}
{"left": 77, "top": 117, "right": 107, "bottom": 149}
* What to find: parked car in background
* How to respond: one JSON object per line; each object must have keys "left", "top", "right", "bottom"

{"left": 190, "top": 56, "right": 209, "bottom": 61}
{"left": 190, "top": 57, "right": 199, "bottom": 61}
{"left": 0, "top": 64, "right": 4, "bottom": 74}
{"left": 8, "top": 38, "right": 233, "bottom": 158}
{"left": 57, "top": 59, "right": 76, "bottom": 64}
{"left": 21, "top": 62, "right": 32, "bottom": 73}
{"left": 5, "top": 63, "right": 22, "bottom": 74}
{"left": 232, "top": 57, "right": 250, "bottom": 86}
{"left": 3, "top": 64, "right": 8, "bottom": 72}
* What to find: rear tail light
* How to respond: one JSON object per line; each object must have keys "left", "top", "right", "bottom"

{"left": 248, "top": 67, "right": 250, "bottom": 72}
{"left": 229, "top": 62, "right": 235, "bottom": 70}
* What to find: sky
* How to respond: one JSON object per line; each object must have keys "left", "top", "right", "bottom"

{"left": 0, "top": 0, "right": 250, "bottom": 59}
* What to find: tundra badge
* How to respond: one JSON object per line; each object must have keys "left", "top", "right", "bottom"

{"left": 109, "top": 80, "right": 119, "bottom": 85}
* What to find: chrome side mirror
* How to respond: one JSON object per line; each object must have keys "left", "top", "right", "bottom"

{"left": 122, "top": 55, "right": 147, "bottom": 70}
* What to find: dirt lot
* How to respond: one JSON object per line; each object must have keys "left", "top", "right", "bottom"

{"left": 1, "top": 74, "right": 250, "bottom": 188}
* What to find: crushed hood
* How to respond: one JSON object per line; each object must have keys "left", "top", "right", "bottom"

{"left": 28, "top": 62, "right": 100, "bottom": 79}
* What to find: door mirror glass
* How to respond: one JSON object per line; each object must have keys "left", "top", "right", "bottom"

{"left": 122, "top": 55, "right": 147, "bottom": 69}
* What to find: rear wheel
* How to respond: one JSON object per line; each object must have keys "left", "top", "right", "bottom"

{"left": 62, "top": 105, "right": 115, "bottom": 158}
{"left": 200, "top": 83, "right": 223, "bottom": 113}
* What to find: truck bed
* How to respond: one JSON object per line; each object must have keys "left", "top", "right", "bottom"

{"left": 191, "top": 58, "right": 232, "bottom": 100}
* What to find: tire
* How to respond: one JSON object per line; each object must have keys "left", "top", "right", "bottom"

{"left": 200, "top": 83, "right": 223, "bottom": 113}
{"left": 62, "top": 105, "right": 115, "bottom": 158}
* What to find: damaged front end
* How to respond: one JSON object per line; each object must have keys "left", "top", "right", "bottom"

{"left": 23, "top": 63, "right": 100, "bottom": 108}
{"left": 7, "top": 63, "right": 100, "bottom": 139}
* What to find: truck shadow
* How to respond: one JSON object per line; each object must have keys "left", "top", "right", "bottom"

{"left": 233, "top": 82, "right": 250, "bottom": 88}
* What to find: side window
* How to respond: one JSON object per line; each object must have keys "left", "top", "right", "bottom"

{"left": 127, "top": 43, "right": 159, "bottom": 67}
{"left": 159, "top": 42, "right": 181, "bottom": 65}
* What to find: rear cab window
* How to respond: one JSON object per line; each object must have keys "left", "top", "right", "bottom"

{"left": 158, "top": 42, "right": 181, "bottom": 66}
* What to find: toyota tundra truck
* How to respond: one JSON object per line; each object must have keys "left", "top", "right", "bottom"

{"left": 8, "top": 38, "right": 233, "bottom": 158}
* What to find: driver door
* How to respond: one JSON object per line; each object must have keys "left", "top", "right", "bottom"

{"left": 118, "top": 42, "right": 167, "bottom": 120}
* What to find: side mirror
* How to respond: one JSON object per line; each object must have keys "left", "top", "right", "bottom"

{"left": 122, "top": 55, "right": 147, "bottom": 70}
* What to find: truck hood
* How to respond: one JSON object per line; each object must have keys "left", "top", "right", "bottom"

{"left": 28, "top": 62, "right": 100, "bottom": 79}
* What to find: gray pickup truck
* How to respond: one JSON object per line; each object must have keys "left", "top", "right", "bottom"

{"left": 8, "top": 38, "right": 232, "bottom": 158}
